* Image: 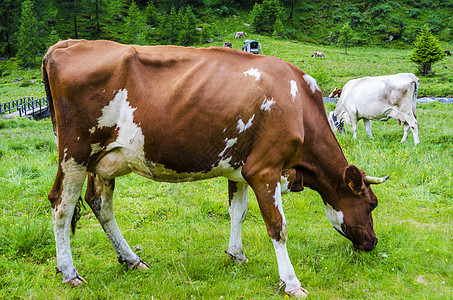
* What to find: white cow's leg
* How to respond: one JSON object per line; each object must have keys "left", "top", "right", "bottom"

{"left": 49, "top": 158, "right": 87, "bottom": 285}
{"left": 348, "top": 114, "right": 358, "bottom": 139}
{"left": 227, "top": 180, "right": 249, "bottom": 263}
{"left": 363, "top": 119, "right": 373, "bottom": 139}
{"left": 245, "top": 170, "right": 308, "bottom": 298}
{"left": 409, "top": 122, "right": 420, "bottom": 145}
{"left": 85, "top": 173, "right": 148, "bottom": 269}
{"left": 401, "top": 124, "right": 410, "bottom": 143}
{"left": 401, "top": 116, "right": 420, "bottom": 145}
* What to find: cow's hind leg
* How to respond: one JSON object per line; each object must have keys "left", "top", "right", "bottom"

{"left": 363, "top": 119, "right": 374, "bottom": 139}
{"left": 400, "top": 116, "right": 419, "bottom": 145}
{"left": 49, "top": 159, "right": 87, "bottom": 286}
{"left": 244, "top": 170, "right": 308, "bottom": 298}
{"left": 401, "top": 124, "right": 410, "bottom": 143}
{"left": 85, "top": 173, "right": 149, "bottom": 270}
{"left": 226, "top": 180, "right": 249, "bottom": 263}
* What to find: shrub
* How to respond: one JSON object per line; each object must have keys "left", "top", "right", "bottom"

{"left": 427, "top": 14, "right": 445, "bottom": 33}
{"left": 350, "top": 12, "right": 364, "bottom": 28}
{"left": 408, "top": 8, "right": 421, "bottom": 18}
{"left": 410, "top": 25, "right": 445, "bottom": 75}
{"left": 251, "top": 0, "right": 282, "bottom": 34}
{"left": 371, "top": 4, "right": 392, "bottom": 17}
{"left": 375, "top": 24, "right": 387, "bottom": 34}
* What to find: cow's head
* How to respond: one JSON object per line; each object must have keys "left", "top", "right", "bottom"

{"left": 325, "top": 165, "right": 388, "bottom": 251}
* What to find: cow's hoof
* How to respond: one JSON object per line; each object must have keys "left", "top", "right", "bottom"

{"left": 130, "top": 260, "right": 149, "bottom": 270}
{"left": 287, "top": 287, "right": 309, "bottom": 298}
{"left": 225, "top": 251, "right": 248, "bottom": 263}
{"left": 66, "top": 275, "right": 87, "bottom": 287}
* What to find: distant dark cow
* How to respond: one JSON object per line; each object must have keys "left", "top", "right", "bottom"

{"left": 223, "top": 42, "right": 232, "bottom": 48}
{"left": 328, "top": 87, "right": 342, "bottom": 98}
{"left": 312, "top": 51, "right": 325, "bottom": 58}
{"left": 42, "top": 39, "right": 389, "bottom": 297}
{"left": 235, "top": 31, "right": 246, "bottom": 38}
{"left": 328, "top": 73, "right": 420, "bottom": 145}
{"left": 445, "top": 50, "right": 451, "bottom": 56}
{"left": 46, "top": 19, "right": 57, "bottom": 26}
{"left": 81, "top": 14, "right": 91, "bottom": 19}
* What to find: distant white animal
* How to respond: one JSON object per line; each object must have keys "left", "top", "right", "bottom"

{"left": 328, "top": 73, "right": 420, "bottom": 145}
{"left": 312, "top": 51, "right": 325, "bottom": 58}
{"left": 235, "top": 31, "right": 246, "bottom": 38}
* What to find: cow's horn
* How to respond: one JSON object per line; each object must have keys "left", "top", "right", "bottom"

{"left": 365, "top": 175, "right": 389, "bottom": 184}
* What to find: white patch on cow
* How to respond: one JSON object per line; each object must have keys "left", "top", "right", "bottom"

{"left": 237, "top": 114, "right": 255, "bottom": 133}
{"left": 219, "top": 138, "right": 238, "bottom": 157}
{"left": 303, "top": 74, "right": 320, "bottom": 94}
{"left": 290, "top": 80, "right": 299, "bottom": 102}
{"left": 90, "top": 143, "right": 103, "bottom": 155}
{"left": 91, "top": 89, "right": 149, "bottom": 177}
{"left": 325, "top": 203, "right": 344, "bottom": 234}
{"left": 261, "top": 97, "right": 275, "bottom": 111}
{"left": 273, "top": 183, "right": 286, "bottom": 222}
{"left": 243, "top": 68, "right": 262, "bottom": 82}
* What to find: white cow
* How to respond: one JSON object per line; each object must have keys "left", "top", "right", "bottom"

{"left": 328, "top": 73, "right": 420, "bottom": 145}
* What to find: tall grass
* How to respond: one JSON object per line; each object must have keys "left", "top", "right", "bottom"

{"left": 0, "top": 98, "right": 451, "bottom": 299}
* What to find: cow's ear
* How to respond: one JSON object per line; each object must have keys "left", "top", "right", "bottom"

{"left": 344, "top": 165, "right": 364, "bottom": 195}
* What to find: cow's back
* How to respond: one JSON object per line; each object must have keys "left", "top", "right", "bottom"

{"left": 43, "top": 39, "right": 319, "bottom": 179}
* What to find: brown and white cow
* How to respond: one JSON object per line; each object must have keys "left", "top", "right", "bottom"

{"left": 42, "top": 39, "right": 388, "bottom": 298}
{"left": 328, "top": 87, "right": 342, "bottom": 98}
{"left": 328, "top": 73, "right": 420, "bottom": 145}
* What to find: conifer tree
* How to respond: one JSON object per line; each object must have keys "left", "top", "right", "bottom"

{"left": 410, "top": 25, "right": 445, "bottom": 76}
{"left": 17, "top": 0, "right": 40, "bottom": 67}
{"left": 125, "top": 1, "right": 145, "bottom": 44}
{"left": 338, "top": 24, "right": 357, "bottom": 54}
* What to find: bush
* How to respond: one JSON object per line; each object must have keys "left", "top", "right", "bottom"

{"left": 410, "top": 25, "right": 445, "bottom": 75}
{"left": 374, "top": 24, "right": 387, "bottom": 34}
{"left": 371, "top": 4, "right": 392, "bottom": 17}
{"left": 350, "top": 12, "right": 364, "bottom": 28}
{"left": 408, "top": 8, "right": 421, "bottom": 18}
{"left": 251, "top": 0, "right": 283, "bottom": 34}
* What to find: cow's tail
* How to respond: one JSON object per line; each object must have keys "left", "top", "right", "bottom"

{"left": 411, "top": 74, "right": 419, "bottom": 120}
{"left": 41, "top": 57, "right": 57, "bottom": 136}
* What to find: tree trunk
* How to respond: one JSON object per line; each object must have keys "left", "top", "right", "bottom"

{"left": 74, "top": 15, "right": 78, "bottom": 38}
{"left": 289, "top": 0, "right": 294, "bottom": 19}
{"left": 95, "top": 0, "right": 100, "bottom": 34}
{"left": 3, "top": 13, "right": 11, "bottom": 55}
{"left": 423, "top": 64, "right": 432, "bottom": 76}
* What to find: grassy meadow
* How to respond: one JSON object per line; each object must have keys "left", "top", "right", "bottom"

{"left": 0, "top": 39, "right": 452, "bottom": 299}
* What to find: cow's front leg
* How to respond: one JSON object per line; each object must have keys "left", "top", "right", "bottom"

{"left": 227, "top": 180, "right": 249, "bottom": 263}
{"left": 85, "top": 173, "right": 149, "bottom": 270}
{"left": 49, "top": 161, "right": 87, "bottom": 286}
{"left": 247, "top": 174, "right": 308, "bottom": 298}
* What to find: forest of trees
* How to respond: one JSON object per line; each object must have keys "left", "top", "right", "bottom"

{"left": 1, "top": 0, "right": 452, "bottom": 67}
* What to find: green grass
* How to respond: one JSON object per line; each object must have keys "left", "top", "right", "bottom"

{"left": 0, "top": 34, "right": 452, "bottom": 298}
{"left": 1, "top": 34, "right": 453, "bottom": 105}
{"left": 0, "top": 100, "right": 452, "bottom": 298}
